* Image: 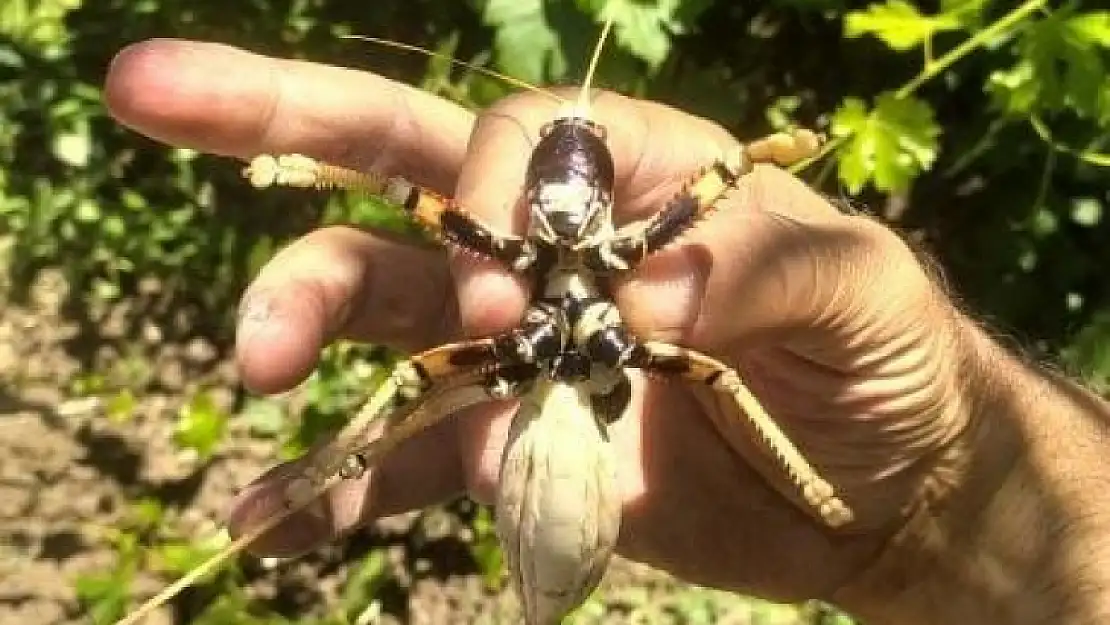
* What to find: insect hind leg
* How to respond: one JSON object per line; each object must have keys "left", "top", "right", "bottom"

{"left": 627, "top": 340, "right": 853, "bottom": 528}
{"left": 572, "top": 300, "right": 851, "bottom": 528}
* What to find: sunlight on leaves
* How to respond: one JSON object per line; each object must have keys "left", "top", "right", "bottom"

{"left": 989, "top": 11, "right": 1110, "bottom": 121}
{"left": 845, "top": 0, "right": 961, "bottom": 51}
{"left": 832, "top": 93, "right": 941, "bottom": 193}
{"left": 173, "top": 391, "right": 228, "bottom": 460}
{"left": 585, "top": 0, "right": 709, "bottom": 69}
{"left": 483, "top": 0, "right": 566, "bottom": 84}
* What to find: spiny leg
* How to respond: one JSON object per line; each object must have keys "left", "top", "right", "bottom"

{"left": 114, "top": 339, "right": 534, "bottom": 625}
{"left": 244, "top": 154, "right": 540, "bottom": 272}
{"left": 584, "top": 128, "right": 822, "bottom": 273}
{"left": 627, "top": 340, "right": 852, "bottom": 528}
{"left": 566, "top": 297, "right": 850, "bottom": 526}
{"left": 570, "top": 297, "right": 848, "bottom": 525}
{"left": 281, "top": 333, "right": 547, "bottom": 507}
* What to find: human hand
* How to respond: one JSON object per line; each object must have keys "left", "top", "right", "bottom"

{"left": 105, "top": 40, "right": 980, "bottom": 610}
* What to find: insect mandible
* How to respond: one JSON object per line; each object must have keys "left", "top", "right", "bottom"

{"left": 117, "top": 14, "right": 853, "bottom": 625}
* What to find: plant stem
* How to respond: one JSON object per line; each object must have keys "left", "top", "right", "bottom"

{"left": 894, "top": 0, "right": 1049, "bottom": 99}
{"left": 791, "top": 0, "right": 1050, "bottom": 176}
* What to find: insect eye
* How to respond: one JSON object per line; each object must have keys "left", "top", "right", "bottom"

{"left": 589, "top": 122, "right": 607, "bottom": 141}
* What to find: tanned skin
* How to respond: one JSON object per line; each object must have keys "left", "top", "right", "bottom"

{"left": 105, "top": 39, "right": 1110, "bottom": 624}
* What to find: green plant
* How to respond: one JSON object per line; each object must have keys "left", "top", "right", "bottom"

{"left": 8, "top": 0, "right": 1103, "bottom": 623}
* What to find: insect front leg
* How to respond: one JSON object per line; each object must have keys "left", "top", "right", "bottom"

{"left": 244, "top": 154, "right": 541, "bottom": 272}
{"left": 583, "top": 128, "right": 823, "bottom": 273}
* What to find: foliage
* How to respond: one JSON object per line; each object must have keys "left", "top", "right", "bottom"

{"left": 831, "top": 93, "right": 941, "bottom": 193}
{"left": 4, "top": 0, "right": 1109, "bottom": 623}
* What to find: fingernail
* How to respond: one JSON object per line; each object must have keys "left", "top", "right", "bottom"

{"left": 227, "top": 478, "right": 331, "bottom": 558}
{"left": 237, "top": 291, "right": 276, "bottom": 344}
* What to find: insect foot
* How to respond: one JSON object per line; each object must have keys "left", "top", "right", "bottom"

{"left": 496, "top": 378, "right": 621, "bottom": 625}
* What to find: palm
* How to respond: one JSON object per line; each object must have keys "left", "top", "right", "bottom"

{"left": 106, "top": 40, "right": 962, "bottom": 606}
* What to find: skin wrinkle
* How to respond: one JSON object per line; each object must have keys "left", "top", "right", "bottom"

{"left": 618, "top": 244, "right": 709, "bottom": 342}
{"left": 389, "top": 81, "right": 467, "bottom": 193}
{"left": 766, "top": 211, "right": 828, "bottom": 333}
{"left": 732, "top": 346, "right": 959, "bottom": 523}
{"left": 616, "top": 94, "right": 657, "bottom": 219}
{"left": 251, "top": 56, "right": 284, "bottom": 159}
{"left": 106, "top": 46, "right": 1110, "bottom": 619}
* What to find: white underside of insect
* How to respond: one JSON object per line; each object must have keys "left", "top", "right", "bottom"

{"left": 115, "top": 16, "right": 853, "bottom": 625}
{"left": 498, "top": 376, "right": 620, "bottom": 624}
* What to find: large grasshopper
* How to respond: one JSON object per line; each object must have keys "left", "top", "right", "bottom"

{"left": 117, "top": 15, "right": 852, "bottom": 625}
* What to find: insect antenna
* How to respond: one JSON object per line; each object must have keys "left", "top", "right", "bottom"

{"left": 113, "top": 368, "right": 405, "bottom": 625}
{"left": 114, "top": 509, "right": 301, "bottom": 625}
{"left": 342, "top": 35, "right": 567, "bottom": 105}
{"left": 569, "top": 12, "right": 616, "bottom": 118}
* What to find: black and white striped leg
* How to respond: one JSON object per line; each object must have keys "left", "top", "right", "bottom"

{"left": 243, "top": 154, "right": 545, "bottom": 272}
{"left": 583, "top": 129, "right": 823, "bottom": 274}
{"left": 282, "top": 338, "right": 537, "bottom": 510}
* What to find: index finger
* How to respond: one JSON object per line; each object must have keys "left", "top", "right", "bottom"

{"left": 104, "top": 39, "right": 475, "bottom": 192}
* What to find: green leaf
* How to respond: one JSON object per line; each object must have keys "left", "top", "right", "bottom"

{"left": 940, "top": 0, "right": 989, "bottom": 27}
{"left": 241, "top": 397, "right": 286, "bottom": 437}
{"left": 1068, "top": 11, "right": 1110, "bottom": 47}
{"left": 845, "top": 0, "right": 961, "bottom": 51}
{"left": 1062, "top": 310, "right": 1110, "bottom": 394}
{"left": 75, "top": 571, "right": 131, "bottom": 625}
{"left": 590, "top": 0, "right": 708, "bottom": 69}
{"left": 989, "top": 11, "right": 1110, "bottom": 120}
{"left": 482, "top": 0, "right": 567, "bottom": 84}
{"left": 125, "top": 497, "right": 165, "bottom": 529}
{"left": 173, "top": 391, "right": 228, "bottom": 459}
{"left": 105, "top": 388, "right": 136, "bottom": 423}
{"left": 832, "top": 93, "right": 941, "bottom": 193}
{"left": 189, "top": 591, "right": 292, "bottom": 625}
{"left": 75, "top": 531, "right": 137, "bottom": 625}
{"left": 468, "top": 506, "right": 505, "bottom": 590}
{"left": 150, "top": 532, "right": 229, "bottom": 579}
{"left": 339, "top": 550, "right": 391, "bottom": 618}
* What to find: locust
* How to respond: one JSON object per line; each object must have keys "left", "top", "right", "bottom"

{"left": 115, "top": 15, "right": 853, "bottom": 625}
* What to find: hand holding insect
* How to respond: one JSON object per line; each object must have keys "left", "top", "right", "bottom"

{"left": 107, "top": 39, "right": 990, "bottom": 621}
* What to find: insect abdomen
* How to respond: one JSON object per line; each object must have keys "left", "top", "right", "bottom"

{"left": 495, "top": 379, "right": 620, "bottom": 625}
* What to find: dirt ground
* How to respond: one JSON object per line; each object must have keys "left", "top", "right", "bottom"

{"left": 0, "top": 270, "right": 834, "bottom": 625}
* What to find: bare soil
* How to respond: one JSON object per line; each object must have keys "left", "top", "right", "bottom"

{"left": 1, "top": 271, "right": 825, "bottom": 625}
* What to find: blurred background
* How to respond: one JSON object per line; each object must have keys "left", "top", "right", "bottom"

{"left": 1, "top": 0, "right": 1107, "bottom": 623}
